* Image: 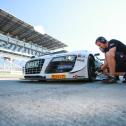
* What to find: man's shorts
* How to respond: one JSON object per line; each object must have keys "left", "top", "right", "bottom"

{"left": 115, "top": 52, "right": 126, "bottom": 72}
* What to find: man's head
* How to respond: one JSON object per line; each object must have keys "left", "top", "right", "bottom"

{"left": 95, "top": 36, "right": 108, "bottom": 49}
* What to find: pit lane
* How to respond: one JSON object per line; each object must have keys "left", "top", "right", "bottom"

{"left": 0, "top": 79, "right": 126, "bottom": 126}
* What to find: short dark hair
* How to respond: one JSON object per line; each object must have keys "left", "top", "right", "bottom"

{"left": 95, "top": 36, "right": 107, "bottom": 44}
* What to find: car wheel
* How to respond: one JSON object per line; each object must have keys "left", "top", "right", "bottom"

{"left": 88, "top": 55, "right": 96, "bottom": 81}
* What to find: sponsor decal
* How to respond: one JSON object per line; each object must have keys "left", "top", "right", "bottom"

{"left": 73, "top": 74, "right": 85, "bottom": 79}
{"left": 26, "top": 61, "right": 39, "bottom": 68}
{"left": 77, "top": 58, "right": 85, "bottom": 62}
{"left": 109, "top": 43, "right": 115, "bottom": 47}
{"left": 73, "top": 75, "right": 78, "bottom": 79}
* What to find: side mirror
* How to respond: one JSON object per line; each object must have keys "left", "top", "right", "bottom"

{"left": 94, "top": 53, "right": 105, "bottom": 61}
{"left": 94, "top": 53, "right": 100, "bottom": 56}
{"left": 31, "top": 56, "right": 35, "bottom": 59}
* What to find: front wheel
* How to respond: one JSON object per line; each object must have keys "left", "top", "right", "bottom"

{"left": 87, "top": 55, "right": 96, "bottom": 81}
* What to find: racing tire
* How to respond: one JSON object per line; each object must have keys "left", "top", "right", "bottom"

{"left": 87, "top": 55, "right": 96, "bottom": 81}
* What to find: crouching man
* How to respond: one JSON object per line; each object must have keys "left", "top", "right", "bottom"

{"left": 95, "top": 36, "right": 126, "bottom": 83}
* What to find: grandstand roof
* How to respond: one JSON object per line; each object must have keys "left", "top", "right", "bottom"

{"left": 0, "top": 9, "right": 67, "bottom": 50}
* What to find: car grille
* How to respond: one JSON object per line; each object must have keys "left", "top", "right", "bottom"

{"left": 25, "top": 59, "right": 45, "bottom": 74}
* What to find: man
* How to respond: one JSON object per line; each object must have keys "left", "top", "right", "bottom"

{"left": 99, "top": 47, "right": 120, "bottom": 81}
{"left": 95, "top": 36, "right": 126, "bottom": 83}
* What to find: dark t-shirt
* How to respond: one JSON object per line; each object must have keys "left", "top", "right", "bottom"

{"left": 104, "top": 39, "right": 126, "bottom": 72}
{"left": 105, "top": 39, "right": 126, "bottom": 54}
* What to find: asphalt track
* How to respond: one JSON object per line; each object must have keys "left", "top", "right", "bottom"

{"left": 0, "top": 79, "right": 126, "bottom": 126}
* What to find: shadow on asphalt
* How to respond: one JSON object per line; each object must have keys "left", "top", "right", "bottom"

{"left": 17, "top": 79, "right": 95, "bottom": 85}
{"left": 1, "top": 79, "right": 122, "bottom": 86}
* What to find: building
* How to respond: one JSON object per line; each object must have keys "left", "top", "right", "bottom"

{"left": 0, "top": 9, "right": 67, "bottom": 72}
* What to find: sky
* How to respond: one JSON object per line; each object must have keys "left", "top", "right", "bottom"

{"left": 1, "top": 0, "right": 126, "bottom": 55}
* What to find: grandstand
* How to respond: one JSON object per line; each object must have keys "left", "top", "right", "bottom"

{"left": 0, "top": 9, "right": 67, "bottom": 74}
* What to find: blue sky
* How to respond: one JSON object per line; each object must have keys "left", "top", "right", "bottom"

{"left": 1, "top": 0, "right": 126, "bottom": 54}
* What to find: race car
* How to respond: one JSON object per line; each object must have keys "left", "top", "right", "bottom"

{"left": 24, "top": 50, "right": 102, "bottom": 81}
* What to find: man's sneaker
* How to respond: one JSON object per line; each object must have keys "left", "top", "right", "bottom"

{"left": 122, "top": 80, "right": 126, "bottom": 83}
{"left": 102, "top": 76, "right": 117, "bottom": 83}
{"left": 122, "top": 74, "right": 126, "bottom": 83}
{"left": 115, "top": 76, "right": 119, "bottom": 80}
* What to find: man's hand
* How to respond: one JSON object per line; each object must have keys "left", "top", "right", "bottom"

{"left": 97, "top": 65, "right": 103, "bottom": 72}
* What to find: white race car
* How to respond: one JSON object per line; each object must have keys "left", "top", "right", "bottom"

{"left": 24, "top": 50, "right": 101, "bottom": 81}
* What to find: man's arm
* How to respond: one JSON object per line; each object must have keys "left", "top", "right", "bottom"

{"left": 101, "top": 47, "right": 116, "bottom": 69}
{"left": 101, "top": 58, "right": 108, "bottom": 70}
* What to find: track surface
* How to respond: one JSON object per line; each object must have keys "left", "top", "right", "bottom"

{"left": 0, "top": 79, "right": 126, "bottom": 126}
